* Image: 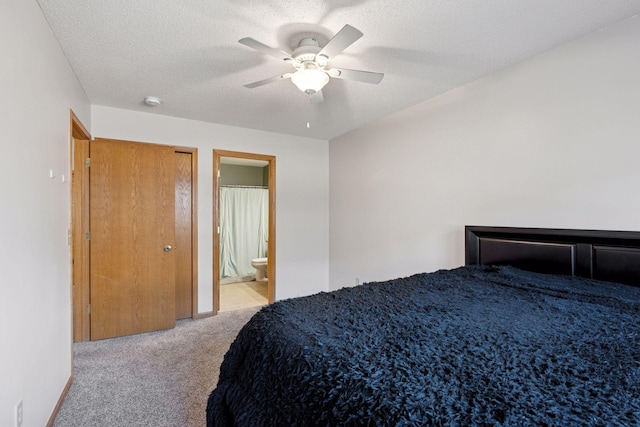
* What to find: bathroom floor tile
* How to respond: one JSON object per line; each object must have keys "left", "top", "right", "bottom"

{"left": 219, "top": 281, "right": 268, "bottom": 312}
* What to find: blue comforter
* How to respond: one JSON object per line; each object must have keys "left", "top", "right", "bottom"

{"left": 207, "top": 266, "right": 640, "bottom": 426}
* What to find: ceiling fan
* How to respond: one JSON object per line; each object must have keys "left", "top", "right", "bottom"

{"left": 239, "top": 25, "right": 384, "bottom": 103}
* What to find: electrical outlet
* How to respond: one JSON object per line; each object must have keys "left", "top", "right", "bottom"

{"left": 15, "top": 400, "right": 23, "bottom": 427}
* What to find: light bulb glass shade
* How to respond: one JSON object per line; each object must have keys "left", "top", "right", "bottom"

{"left": 291, "top": 67, "right": 329, "bottom": 93}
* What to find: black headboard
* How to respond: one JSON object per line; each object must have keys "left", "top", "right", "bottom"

{"left": 465, "top": 226, "right": 640, "bottom": 287}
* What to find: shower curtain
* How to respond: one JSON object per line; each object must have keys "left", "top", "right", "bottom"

{"left": 220, "top": 187, "right": 269, "bottom": 278}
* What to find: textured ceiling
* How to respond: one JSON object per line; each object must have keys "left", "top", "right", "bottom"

{"left": 37, "top": 0, "right": 640, "bottom": 140}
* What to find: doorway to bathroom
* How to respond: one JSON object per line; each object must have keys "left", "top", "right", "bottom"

{"left": 213, "top": 150, "right": 275, "bottom": 314}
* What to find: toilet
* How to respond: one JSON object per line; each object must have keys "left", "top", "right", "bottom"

{"left": 251, "top": 257, "right": 268, "bottom": 281}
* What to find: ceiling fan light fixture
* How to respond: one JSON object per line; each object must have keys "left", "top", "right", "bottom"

{"left": 291, "top": 66, "right": 329, "bottom": 94}
{"left": 240, "top": 24, "right": 383, "bottom": 102}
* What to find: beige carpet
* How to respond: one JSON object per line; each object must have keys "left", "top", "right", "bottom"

{"left": 53, "top": 307, "right": 261, "bottom": 427}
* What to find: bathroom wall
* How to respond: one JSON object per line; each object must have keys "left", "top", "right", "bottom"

{"left": 220, "top": 164, "right": 266, "bottom": 186}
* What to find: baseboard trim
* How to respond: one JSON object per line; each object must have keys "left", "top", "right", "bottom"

{"left": 193, "top": 311, "right": 214, "bottom": 319}
{"left": 47, "top": 375, "right": 73, "bottom": 427}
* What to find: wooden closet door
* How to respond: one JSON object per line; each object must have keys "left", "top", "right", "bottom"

{"left": 90, "top": 138, "right": 176, "bottom": 340}
{"left": 72, "top": 138, "right": 90, "bottom": 342}
{"left": 175, "top": 151, "right": 193, "bottom": 319}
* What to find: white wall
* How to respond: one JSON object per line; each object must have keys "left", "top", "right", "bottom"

{"left": 91, "top": 106, "right": 330, "bottom": 310}
{"left": 329, "top": 16, "right": 640, "bottom": 289}
{"left": 0, "top": 1, "right": 91, "bottom": 426}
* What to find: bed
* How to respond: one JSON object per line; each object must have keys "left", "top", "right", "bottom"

{"left": 207, "top": 226, "right": 640, "bottom": 426}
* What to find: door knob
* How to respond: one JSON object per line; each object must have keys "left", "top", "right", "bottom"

{"left": 164, "top": 245, "right": 173, "bottom": 252}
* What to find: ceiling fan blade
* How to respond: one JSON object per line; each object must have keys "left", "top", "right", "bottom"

{"left": 316, "top": 25, "right": 363, "bottom": 62}
{"left": 244, "top": 73, "right": 292, "bottom": 89}
{"left": 239, "top": 37, "right": 294, "bottom": 63}
{"left": 309, "top": 90, "right": 324, "bottom": 104}
{"left": 326, "top": 68, "right": 384, "bottom": 84}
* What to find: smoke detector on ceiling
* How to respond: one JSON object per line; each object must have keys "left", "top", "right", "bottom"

{"left": 144, "top": 96, "right": 162, "bottom": 106}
